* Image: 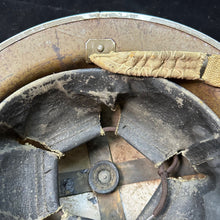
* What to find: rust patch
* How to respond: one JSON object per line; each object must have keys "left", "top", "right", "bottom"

{"left": 108, "top": 135, "right": 145, "bottom": 163}
{"left": 97, "top": 190, "right": 126, "bottom": 220}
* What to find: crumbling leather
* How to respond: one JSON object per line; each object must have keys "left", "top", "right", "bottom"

{"left": 0, "top": 69, "right": 219, "bottom": 219}
{"left": 0, "top": 137, "right": 59, "bottom": 220}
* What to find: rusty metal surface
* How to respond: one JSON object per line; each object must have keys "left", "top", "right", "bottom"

{"left": 58, "top": 128, "right": 162, "bottom": 218}
{"left": 58, "top": 157, "right": 160, "bottom": 197}
{"left": 58, "top": 132, "right": 199, "bottom": 218}
{"left": 108, "top": 135, "right": 145, "bottom": 163}
{"left": 58, "top": 149, "right": 196, "bottom": 197}
{"left": 178, "top": 80, "right": 220, "bottom": 117}
{"left": 0, "top": 12, "right": 220, "bottom": 119}
{"left": 88, "top": 136, "right": 126, "bottom": 220}
{"left": 97, "top": 190, "right": 126, "bottom": 220}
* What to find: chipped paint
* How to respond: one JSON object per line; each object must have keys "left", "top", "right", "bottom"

{"left": 60, "top": 192, "right": 100, "bottom": 220}
{"left": 176, "top": 97, "right": 184, "bottom": 108}
{"left": 119, "top": 180, "right": 160, "bottom": 220}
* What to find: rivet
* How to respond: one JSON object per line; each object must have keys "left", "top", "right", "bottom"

{"left": 97, "top": 44, "right": 104, "bottom": 52}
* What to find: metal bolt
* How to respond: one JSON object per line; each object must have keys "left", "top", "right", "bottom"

{"left": 88, "top": 160, "right": 119, "bottom": 194}
{"left": 97, "top": 44, "right": 104, "bottom": 52}
{"left": 98, "top": 170, "right": 111, "bottom": 184}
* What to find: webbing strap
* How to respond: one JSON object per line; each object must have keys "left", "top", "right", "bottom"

{"left": 202, "top": 55, "right": 220, "bottom": 87}
{"left": 90, "top": 51, "right": 220, "bottom": 88}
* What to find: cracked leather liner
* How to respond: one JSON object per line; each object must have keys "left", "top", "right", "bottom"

{"left": 0, "top": 137, "right": 58, "bottom": 220}
{"left": 116, "top": 76, "right": 219, "bottom": 164}
{"left": 0, "top": 68, "right": 219, "bottom": 219}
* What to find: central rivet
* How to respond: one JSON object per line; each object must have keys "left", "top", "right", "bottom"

{"left": 98, "top": 170, "right": 111, "bottom": 184}
{"left": 97, "top": 44, "right": 104, "bottom": 52}
{"left": 88, "top": 160, "right": 119, "bottom": 194}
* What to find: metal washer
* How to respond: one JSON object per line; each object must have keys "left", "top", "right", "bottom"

{"left": 88, "top": 160, "right": 119, "bottom": 194}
